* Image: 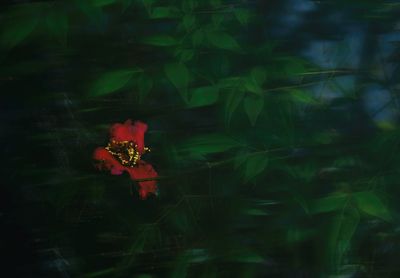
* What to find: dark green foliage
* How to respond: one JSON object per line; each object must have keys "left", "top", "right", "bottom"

{"left": 1, "top": 0, "right": 400, "bottom": 277}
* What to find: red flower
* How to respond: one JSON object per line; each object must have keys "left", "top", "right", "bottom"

{"left": 93, "top": 120, "right": 158, "bottom": 199}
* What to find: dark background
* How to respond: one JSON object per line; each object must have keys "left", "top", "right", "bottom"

{"left": 1, "top": 0, "right": 400, "bottom": 277}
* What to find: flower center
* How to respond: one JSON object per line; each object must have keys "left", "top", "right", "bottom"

{"left": 105, "top": 140, "right": 150, "bottom": 167}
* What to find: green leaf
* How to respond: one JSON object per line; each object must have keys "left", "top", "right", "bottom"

{"left": 207, "top": 32, "right": 240, "bottom": 51}
{"left": 174, "top": 49, "right": 194, "bottom": 63}
{"left": 234, "top": 151, "right": 249, "bottom": 169}
{"left": 164, "top": 62, "right": 190, "bottom": 101}
{"left": 244, "top": 77, "right": 263, "bottom": 95}
{"left": 46, "top": 11, "right": 68, "bottom": 45}
{"left": 251, "top": 67, "right": 267, "bottom": 85}
{"left": 188, "top": 86, "right": 219, "bottom": 107}
{"left": 191, "top": 29, "right": 204, "bottom": 46}
{"left": 312, "top": 193, "right": 349, "bottom": 214}
{"left": 354, "top": 191, "right": 391, "bottom": 221}
{"left": 225, "top": 89, "right": 245, "bottom": 126}
{"left": 290, "top": 89, "right": 318, "bottom": 104}
{"left": 234, "top": 8, "right": 251, "bottom": 25}
{"left": 180, "top": 134, "right": 240, "bottom": 157}
{"left": 244, "top": 95, "right": 264, "bottom": 126}
{"left": 171, "top": 253, "right": 189, "bottom": 278}
{"left": 210, "top": 0, "right": 221, "bottom": 8}
{"left": 226, "top": 249, "right": 264, "bottom": 263}
{"left": 183, "top": 14, "right": 196, "bottom": 31}
{"left": 182, "top": 0, "right": 196, "bottom": 13}
{"left": 329, "top": 206, "right": 360, "bottom": 269}
{"left": 137, "top": 74, "right": 153, "bottom": 103}
{"left": 244, "top": 153, "right": 268, "bottom": 181}
{"left": 142, "top": 35, "right": 177, "bottom": 46}
{"left": 90, "top": 0, "right": 117, "bottom": 7}
{"left": 1, "top": 14, "right": 38, "bottom": 49}
{"left": 150, "top": 6, "right": 180, "bottom": 19}
{"left": 141, "top": 0, "right": 155, "bottom": 14}
{"left": 89, "top": 69, "right": 141, "bottom": 97}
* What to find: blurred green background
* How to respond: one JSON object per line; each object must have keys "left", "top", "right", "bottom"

{"left": 1, "top": 0, "right": 400, "bottom": 277}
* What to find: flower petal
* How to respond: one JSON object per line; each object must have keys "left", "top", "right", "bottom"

{"left": 110, "top": 120, "right": 148, "bottom": 153}
{"left": 93, "top": 147, "right": 125, "bottom": 175}
{"left": 127, "top": 160, "right": 158, "bottom": 199}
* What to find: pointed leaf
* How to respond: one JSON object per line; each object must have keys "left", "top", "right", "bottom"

{"left": 244, "top": 95, "right": 264, "bottom": 126}
{"left": 89, "top": 69, "right": 141, "bottom": 97}
{"left": 354, "top": 191, "right": 391, "bottom": 221}
{"left": 207, "top": 32, "right": 240, "bottom": 51}
{"left": 164, "top": 62, "right": 190, "bottom": 101}
{"left": 188, "top": 86, "right": 219, "bottom": 107}
{"left": 245, "top": 153, "right": 268, "bottom": 181}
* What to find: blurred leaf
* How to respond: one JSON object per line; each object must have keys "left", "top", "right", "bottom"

{"left": 137, "top": 74, "right": 153, "bottom": 103}
{"left": 171, "top": 253, "right": 189, "bottom": 278}
{"left": 83, "top": 268, "right": 116, "bottom": 278}
{"left": 122, "top": 0, "right": 133, "bottom": 11}
{"left": 244, "top": 208, "right": 269, "bottom": 216}
{"left": 329, "top": 206, "right": 360, "bottom": 270}
{"left": 141, "top": 0, "right": 155, "bottom": 14}
{"left": 244, "top": 95, "right": 264, "bottom": 126}
{"left": 245, "top": 153, "right": 268, "bottom": 181}
{"left": 234, "top": 8, "right": 251, "bottom": 25}
{"left": 209, "top": 0, "right": 221, "bottom": 8}
{"left": 188, "top": 86, "right": 219, "bottom": 107}
{"left": 207, "top": 31, "right": 240, "bottom": 51}
{"left": 225, "top": 89, "right": 245, "bottom": 126}
{"left": 142, "top": 35, "right": 177, "bottom": 46}
{"left": 164, "top": 62, "right": 190, "bottom": 101}
{"left": 354, "top": 191, "right": 391, "bottom": 221}
{"left": 150, "top": 6, "right": 180, "bottom": 19}
{"left": 182, "top": 0, "right": 196, "bottom": 13}
{"left": 1, "top": 13, "right": 38, "bottom": 49}
{"left": 89, "top": 68, "right": 141, "bottom": 97}
{"left": 183, "top": 14, "right": 196, "bottom": 31}
{"left": 180, "top": 134, "right": 241, "bottom": 157}
{"left": 226, "top": 249, "right": 264, "bottom": 263}
{"left": 46, "top": 11, "right": 68, "bottom": 45}
{"left": 90, "top": 0, "right": 117, "bottom": 7}
{"left": 175, "top": 49, "right": 194, "bottom": 63}
{"left": 290, "top": 89, "right": 318, "bottom": 104}
{"left": 234, "top": 151, "right": 249, "bottom": 169}
{"left": 251, "top": 67, "right": 267, "bottom": 85}
{"left": 191, "top": 29, "right": 204, "bottom": 46}
{"left": 312, "top": 193, "right": 349, "bottom": 214}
